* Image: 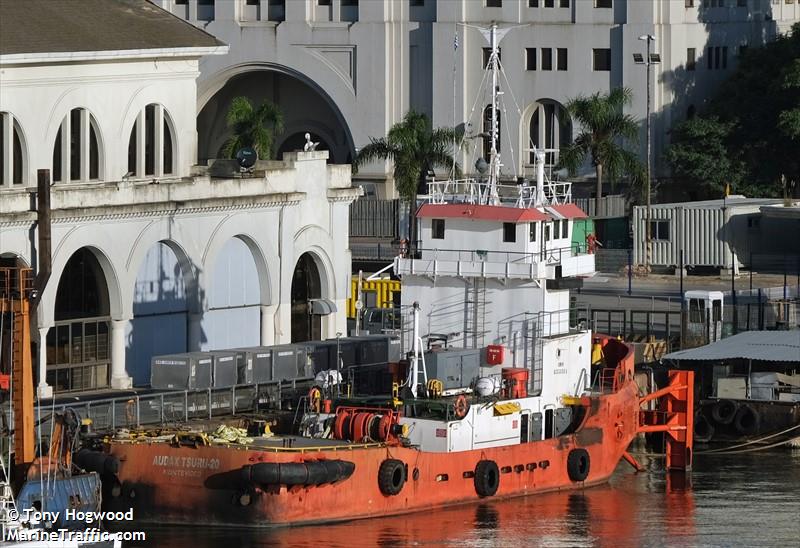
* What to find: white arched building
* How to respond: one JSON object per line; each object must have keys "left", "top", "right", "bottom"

{"left": 0, "top": 1, "right": 359, "bottom": 396}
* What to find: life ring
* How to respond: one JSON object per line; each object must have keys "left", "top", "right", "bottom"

{"left": 474, "top": 460, "right": 500, "bottom": 497}
{"left": 308, "top": 387, "right": 323, "bottom": 413}
{"left": 378, "top": 459, "right": 406, "bottom": 496}
{"left": 734, "top": 405, "right": 760, "bottom": 436}
{"left": 453, "top": 395, "right": 470, "bottom": 419}
{"left": 694, "top": 413, "right": 715, "bottom": 443}
{"left": 566, "top": 448, "right": 590, "bottom": 482}
{"left": 711, "top": 399, "right": 738, "bottom": 425}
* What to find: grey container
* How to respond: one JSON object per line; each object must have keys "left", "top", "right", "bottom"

{"left": 423, "top": 348, "right": 481, "bottom": 390}
{"left": 209, "top": 351, "right": 238, "bottom": 388}
{"left": 271, "top": 344, "right": 312, "bottom": 381}
{"left": 232, "top": 347, "right": 273, "bottom": 384}
{"left": 150, "top": 353, "right": 212, "bottom": 390}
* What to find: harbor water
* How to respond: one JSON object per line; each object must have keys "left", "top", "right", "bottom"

{"left": 124, "top": 448, "right": 800, "bottom": 547}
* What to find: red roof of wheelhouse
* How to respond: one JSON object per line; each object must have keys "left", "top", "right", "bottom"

{"left": 546, "top": 203, "right": 588, "bottom": 219}
{"left": 416, "top": 203, "right": 550, "bottom": 223}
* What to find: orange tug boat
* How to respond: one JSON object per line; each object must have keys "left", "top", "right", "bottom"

{"left": 103, "top": 336, "right": 692, "bottom": 527}
{"left": 103, "top": 23, "right": 692, "bottom": 524}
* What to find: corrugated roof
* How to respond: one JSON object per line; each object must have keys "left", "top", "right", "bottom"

{"left": 417, "top": 203, "right": 550, "bottom": 223}
{"left": 662, "top": 331, "right": 800, "bottom": 363}
{"left": 0, "top": 0, "right": 224, "bottom": 57}
{"left": 633, "top": 196, "right": 783, "bottom": 211}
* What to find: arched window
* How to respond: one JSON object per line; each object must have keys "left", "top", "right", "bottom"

{"left": 528, "top": 100, "right": 571, "bottom": 165}
{"left": 52, "top": 108, "right": 102, "bottom": 183}
{"left": 127, "top": 104, "right": 176, "bottom": 178}
{"left": 1, "top": 112, "right": 26, "bottom": 187}
{"left": 482, "top": 105, "right": 501, "bottom": 160}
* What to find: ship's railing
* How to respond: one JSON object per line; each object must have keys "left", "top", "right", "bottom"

{"left": 412, "top": 243, "right": 589, "bottom": 264}
{"left": 426, "top": 177, "right": 573, "bottom": 208}
{"left": 30, "top": 378, "right": 311, "bottom": 439}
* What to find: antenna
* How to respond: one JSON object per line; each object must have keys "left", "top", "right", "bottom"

{"left": 235, "top": 147, "right": 257, "bottom": 176}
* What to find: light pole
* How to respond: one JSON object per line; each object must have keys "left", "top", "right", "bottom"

{"left": 633, "top": 35, "right": 660, "bottom": 270}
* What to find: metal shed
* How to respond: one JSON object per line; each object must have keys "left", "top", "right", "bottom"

{"left": 632, "top": 197, "right": 782, "bottom": 269}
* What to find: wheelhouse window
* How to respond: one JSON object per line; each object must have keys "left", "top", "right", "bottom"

{"left": 529, "top": 222, "right": 537, "bottom": 242}
{"left": 503, "top": 223, "right": 516, "bottom": 243}
{"left": 553, "top": 220, "right": 561, "bottom": 239}
{"left": 432, "top": 219, "right": 445, "bottom": 239}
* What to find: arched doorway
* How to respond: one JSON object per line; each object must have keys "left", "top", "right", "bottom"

{"left": 291, "top": 253, "right": 323, "bottom": 343}
{"left": 202, "top": 237, "right": 262, "bottom": 351}
{"left": 127, "top": 241, "right": 189, "bottom": 386}
{"left": 48, "top": 248, "right": 111, "bottom": 391}
{"left": 198, "top": 69, "right": 354, "bottom": 164}
{"left": 526, "top": 99, "right": 571, "bottom": 166}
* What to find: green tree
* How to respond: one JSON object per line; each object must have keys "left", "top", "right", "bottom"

{"left": 665, "top": 117, "right": 743, "bottom": 197}
{"left": 354, "top": 110, "right": 462, "bottom": 242}
{"left": 221, "top": 97, "right": 283, "bottom": 160}
{"left": 666, "top": 23, "right": 800, "bottom": 197}
{"left": 556, "top": 87, "right": 644, "bottom": 212}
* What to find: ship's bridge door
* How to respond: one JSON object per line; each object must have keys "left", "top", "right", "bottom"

{"left": 520, "top": 412, "right": 529, "bottom": 443}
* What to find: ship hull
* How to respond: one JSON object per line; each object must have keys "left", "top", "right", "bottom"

{"left": 105, "top": 379, "right": 640, "bottom": 527}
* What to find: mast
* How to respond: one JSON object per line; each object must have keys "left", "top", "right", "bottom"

{"left": 488, "top": 21, "right": 500, "bottom": 205}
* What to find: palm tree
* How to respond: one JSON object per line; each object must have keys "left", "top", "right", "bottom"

{"left": 354, "top": 110, "right": 462, "bottom": 243}
{"left": 557, "top": 87, "right": 644, "bottom": 212}
{"left": 221, "top": 97, "right": 284, "bottom": 160}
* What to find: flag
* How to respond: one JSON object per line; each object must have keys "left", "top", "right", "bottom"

{"left": 454, "top": 32, "right": 459, "bottom": 51}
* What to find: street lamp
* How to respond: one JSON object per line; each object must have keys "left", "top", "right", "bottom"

{"left": 633, "top": 34, "right": 660, "bottom": 271}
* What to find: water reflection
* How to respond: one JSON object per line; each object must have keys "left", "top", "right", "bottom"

{"left": 127, "top": 450, "right": 800, "bottom": 548}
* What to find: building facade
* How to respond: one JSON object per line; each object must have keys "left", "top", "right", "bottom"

{"left": 0, "top": 1, "right": 359, "bottom": 396}
{"left": 151, "top": 0, "right": 798, "bottom": 193}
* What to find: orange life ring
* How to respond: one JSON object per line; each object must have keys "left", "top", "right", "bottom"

{"left": 453, "top": 395, "right": 470, "bottom": 419}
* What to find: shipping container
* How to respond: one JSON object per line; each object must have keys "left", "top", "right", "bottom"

{"left": 208, "top": 351, "right": 238, "bottom": 388}
{"left": 232, "top": 347, "right": 273, "bottom": 384}
{"left": 632, "top": 197, "right": 782, "bottom": 268}
{"left": 150, "top": 353, "right": 212, "bottom": 390}
{"left": 271, "top": 344, "right": 312, "bottom": 381}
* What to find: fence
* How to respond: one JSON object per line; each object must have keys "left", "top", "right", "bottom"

{"left": 574, "top": 195, "right": 627, "bottom": 219}
{"left": 349, "top": 199, "right": 399, "bottom": 239}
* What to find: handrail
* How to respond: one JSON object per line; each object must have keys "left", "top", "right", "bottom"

{"left": 408, "top": 243, "right": 589, "bottom": 264}
{"left": 30, "top": 377, "right": 311, "bottom": 436}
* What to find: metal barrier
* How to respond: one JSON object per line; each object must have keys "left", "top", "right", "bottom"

{"left": 32, "top": 378, "right": 310, "bottom": 437}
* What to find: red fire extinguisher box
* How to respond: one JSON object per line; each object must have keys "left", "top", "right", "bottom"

{"left": 485, "top": 345, "right": 504, "bottom": 365}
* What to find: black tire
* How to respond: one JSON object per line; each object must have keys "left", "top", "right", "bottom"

{"left": 378, "top": 459, "right": 406, "bottom": 496}
{"left": 474, "top": 460, "right": 500, "bottom": 497}
{"left": 711, "top": 399, "right": 738, "bottom": 425}
{"left": 734, "top": 405, "right": 760, "bottom": 436}
{"left": 694, "top": 413, "right": 715, "bottom": 443}
{"left": 566, "top": 449, "right": 590, "bottom": 482}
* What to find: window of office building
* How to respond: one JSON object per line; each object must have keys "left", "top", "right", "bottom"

{"left": 526, "top": 48, "right": 537, "bottom": 70}
{"left": 687, "top": 48, "right": 696, "bottom": 71}
{"left": 593, "top": 48, "right": 611, "bottom": 71}
{"left": 52, "top": 108, "right": 102, "bottom": 183}
{"left": 595, "top": 0, "right": 612, "bottom": 7}
{"left": 0, "top": 112, "right": 26, "bottom": 187}
{"left": 542, "top": 48, "right": 553, "bottom": 71}
{"left": 557, "top": 48, "right": 568, "bottom": 71}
